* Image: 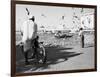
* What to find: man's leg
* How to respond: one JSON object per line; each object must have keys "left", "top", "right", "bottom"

{"left": 34, "top": 39, "right": 39, "bottom": 61}
{"left": 82, "top": 35, "right": 84, "bottom": 48}
{"left": 29, "top": 47, "right": 36, "bottom": 59}
{"left": 29, "top": 39, "right": 38, "bottom": 59}
{"left": 34, "top": 47, "right": 38, "bottom": 59}
{"left": 24, "top": 50, "right": 29, "bottom": 65}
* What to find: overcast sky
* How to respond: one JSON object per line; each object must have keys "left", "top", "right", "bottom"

{"left": 16, "top": 4, "right": 94, "bottom": 31}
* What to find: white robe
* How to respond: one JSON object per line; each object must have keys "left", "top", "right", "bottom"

{"left": 21, "top": 20, "right": 37, "bottom": 51}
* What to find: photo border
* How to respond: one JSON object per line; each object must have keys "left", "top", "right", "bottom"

{"left": 11, "top": 0, "right": 97, "bottom": 76}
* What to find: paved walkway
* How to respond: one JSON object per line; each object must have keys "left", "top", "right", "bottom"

{"left": 16, "top": 45, "right": 95, "bottom": 73}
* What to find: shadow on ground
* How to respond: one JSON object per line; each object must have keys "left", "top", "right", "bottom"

{"left": 16, "top": 45, "right": 83, "bottom": 73}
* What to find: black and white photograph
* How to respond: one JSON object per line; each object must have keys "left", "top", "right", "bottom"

{"left": 12, "top": 1, "right": 97, "bottom": 76}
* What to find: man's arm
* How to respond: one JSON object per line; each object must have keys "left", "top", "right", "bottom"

{"left": 32, "top": 23, "right": 37, "bottom": 39}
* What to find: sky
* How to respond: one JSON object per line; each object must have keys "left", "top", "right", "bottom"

{"left": 16, "top": 4, "right": 94, "bottom": 31}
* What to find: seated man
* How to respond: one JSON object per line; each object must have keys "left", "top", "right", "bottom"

{"left": 31, "top": 36, "right": 39, "bottom": 48}
{"left": 30, "top": 36, "right": 39, "bottom": 59}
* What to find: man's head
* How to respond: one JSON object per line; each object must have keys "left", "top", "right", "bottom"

{"left": 79, "top": 27, "right": 83, "bottom": 31}
{"left": 29, "top": 16, "right": 35, "bottom": 21}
